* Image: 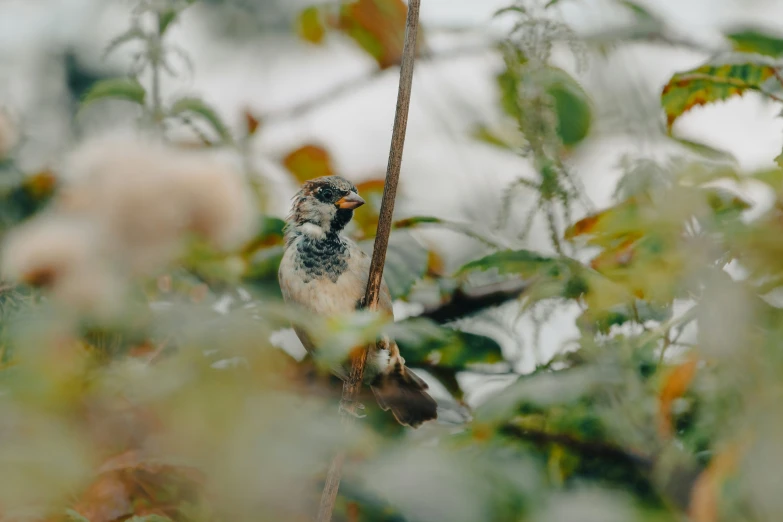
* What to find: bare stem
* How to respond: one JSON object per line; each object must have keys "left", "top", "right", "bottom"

{"left": 315, "top": 1, "right": 422, "bottom": 521}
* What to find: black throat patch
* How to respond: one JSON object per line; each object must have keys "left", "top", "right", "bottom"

{"left": 293, "top": 232, "right": 349, "bottom": 283}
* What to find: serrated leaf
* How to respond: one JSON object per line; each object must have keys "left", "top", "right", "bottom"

{"left": 297, "top": 6, "right": 326, "bottom": 44}
{"left": 661, "top": 53, "right": 781, "bottom": 130}
{"left": 458, "top": 250, "right": 563, "bottom": 279}
{"left": 169, "top": 97, "right": 233, "bottom": 144}
{"left": 82, "top": 78, "right": 146, "bottom": 107}
{"left": 282, "top": 144, "right": 335, "bottom": 183}
{"left": 726, "top": 27, "right": 783, "bottom": 57}
{"left": 391, "top": 318, "right": 503, "bottom": 370}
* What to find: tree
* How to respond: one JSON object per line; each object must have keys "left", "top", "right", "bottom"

{"left": 1, "top": 0, "right": 783, "bottom": 521}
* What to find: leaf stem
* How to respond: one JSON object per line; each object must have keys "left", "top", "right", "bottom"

{"left": 315, "top": 1, "right": 422, "bottom": 521}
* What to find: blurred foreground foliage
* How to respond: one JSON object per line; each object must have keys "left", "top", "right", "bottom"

{"left": 3, "top": 0, "right": 783, "bottom": 521}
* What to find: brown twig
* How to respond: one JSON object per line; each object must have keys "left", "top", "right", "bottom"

{"left": 315, "top": 2, "right": 422, "bottom": 521}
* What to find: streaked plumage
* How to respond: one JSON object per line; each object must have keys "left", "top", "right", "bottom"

{"left": 278, "top": 175, "right": 437, "bottom": 427}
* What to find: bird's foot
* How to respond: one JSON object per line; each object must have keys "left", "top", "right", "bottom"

{"left": 339, "top": 400, "right": 366, "bottom": 419}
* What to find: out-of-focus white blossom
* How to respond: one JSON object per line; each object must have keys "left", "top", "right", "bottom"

{"left": 57, "top": 134, "right": 257, "bottom": 274}
{"left": 1, "top": 215, "right": 124, "bottom": 316}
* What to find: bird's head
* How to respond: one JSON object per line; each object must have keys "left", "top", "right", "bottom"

{"left": 286, "top": 175, "right": 365, "bottom": 240}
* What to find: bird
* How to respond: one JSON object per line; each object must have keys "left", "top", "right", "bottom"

{"left": 278, "top": 175, "right": 438, "bottom": 428}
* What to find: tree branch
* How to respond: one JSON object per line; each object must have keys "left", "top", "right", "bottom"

{"left": 499, "top": 424, "right": 654, "bottom": 470}
{"left": 419, "top": 279, "right": 528, "bottom": 323}
{"left": 316, "top": 2, "right": 422, "bottom": 521}
{"left": 262, "top": 43, "right": 491, "bottom": 124}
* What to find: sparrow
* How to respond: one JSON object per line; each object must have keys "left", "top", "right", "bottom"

{"left": 278, "top": 175, "right": 438, "bottom": 428}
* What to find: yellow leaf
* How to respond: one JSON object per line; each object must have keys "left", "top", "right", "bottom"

{"left": 296, "top": 6, "right": 326, "bottom": 44}
{"left": 352, "top": 178, "right": 386, "bottom": 238}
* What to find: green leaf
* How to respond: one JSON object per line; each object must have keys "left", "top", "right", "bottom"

{"left": 391, "top": 319, "right": 504, "bottom": 370}
{"left": 394, "top": 216, "right": 507, "bottom": 249}
{"left": 471, "top": 125, "right": 523, "bottom": 150}
{"left": 159, "top": 9, "right": 179, "bottom": 34}
{"left": 544, "top": 67, "right": 592, "bottom": 146}
{"left": 578, "top": 299, "right": 672, "bottom": 334}
{"left": 474, "top": 367, "right": 602, "bottom": 423}
{"left": 65, "top": 509, "right": 91, "bottom": 522}
{"left": 458, "top": 250, "right": 563, "bottom": 279}
{"left": 81, "top": 77, "right": 146, "bottom": 108}
{"left": 241, "top": 216, "right": 286, "bottom": 255}
{"left": 494, "top": 6, "right": 527, "bottom": 17}
{"left": 169, "top": 97, "right": 233, "bottom": 144}
{"left": 618, "top": 0, "right": 657, "bottom": 21}
{"left": 497, "top": 65, "right": 592, "bottom": 147}
{"left": 103, "top": 27, "right": 147, "bottom": 58}
{"left": 672, "top": 136, "right": 738, "bottom": 164}
{"left": 661, "top": 53, "right": 781, "bottom": 130}
{"left": 726, "top": 27, "right": 783, "bottom": 57}
{"left": 243, "top": 245, "right": 284, "bottom": 298}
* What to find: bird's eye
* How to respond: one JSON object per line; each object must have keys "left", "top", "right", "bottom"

{"left": 320, "top": 188, "right": 334, "bottom": 200}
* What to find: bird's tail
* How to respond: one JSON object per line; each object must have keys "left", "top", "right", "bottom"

{"left": 371, "top": 363, "right": 438, "bottom": 428}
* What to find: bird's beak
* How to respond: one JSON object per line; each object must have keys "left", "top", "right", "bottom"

{"left": 336, "top": 191, "right": 365, "bottom": 210}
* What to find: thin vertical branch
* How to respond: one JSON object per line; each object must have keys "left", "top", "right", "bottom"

{"left": 315, "top": 1, "right": 422, "bottom": 521}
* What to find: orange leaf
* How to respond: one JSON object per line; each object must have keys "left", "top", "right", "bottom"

{"left": 689, "top": 442, "right": 745, "bottom": 522}
{"left": 72, "top": 471, "right": 133, "bottom": 522}
{"left": 658, "top": 355, "right": 699, "bottom": 438}
{"left": 282, "top": 144, "right": 335, "bottom": 183}
{"left": 337, "top": 0, "right": 422, "bottom": 69}
{"left": 23, "top": 169, "right": 57, "bottom": 199}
